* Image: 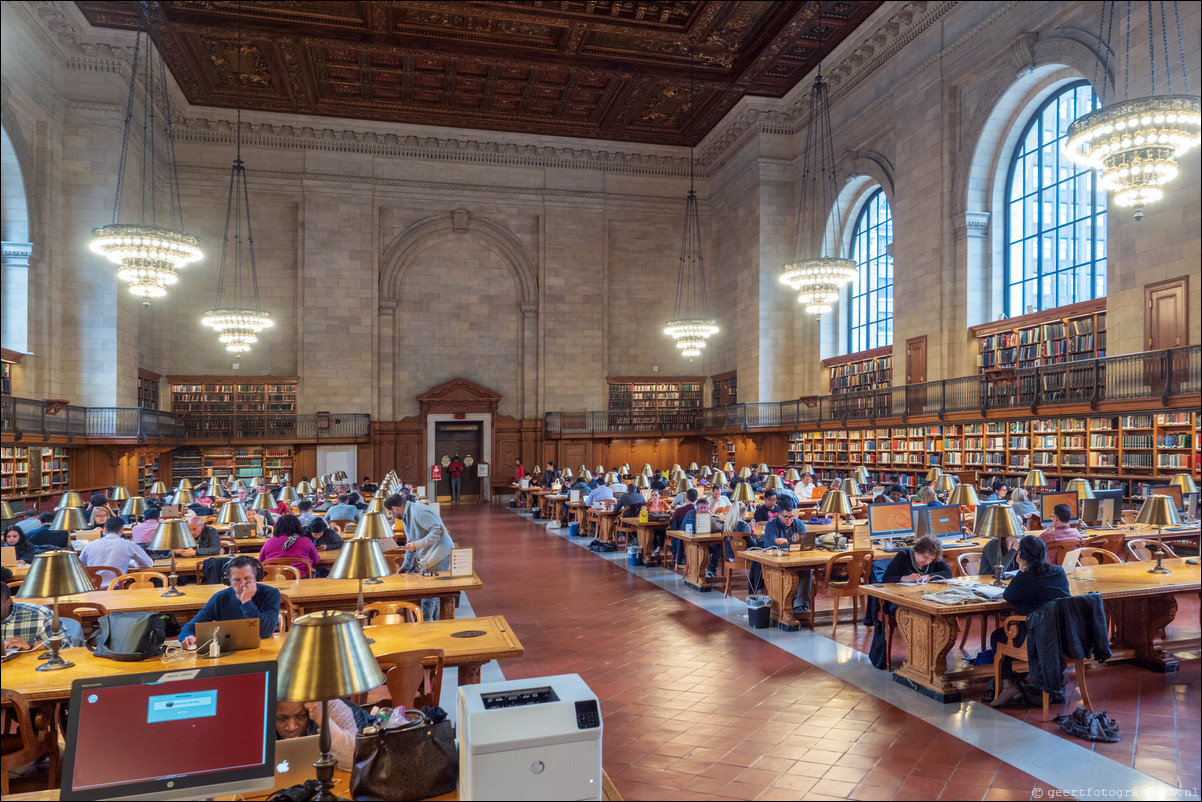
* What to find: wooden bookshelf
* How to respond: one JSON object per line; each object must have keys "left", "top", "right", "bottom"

{"left": 712, "top": 371, "right": 737, "bottom": 407}
{"left": 823, "top": 346, "right": 893, "bottom": 394}
{"left": 169, "top": 445, "right": 294, "bottom": 484}
{"left": 971, "top": 299, "right": 1106, "bottom": 372}
{"left": 607, "top": 376, "right": 704, "bottom": 428}
{"left": 137, "top": 369, "right": 161, "bottom": 411}
{"left": 172, "top": 447, "right": 204, "bottom": 485}
{"left": 786, "top": 410, "right": 1199, "bottom": 497}
{"left": 168, "top": 376, "right": 298, "bottom": 416}
{"left": 138, "top": 454, "right": 159, "bottom": 494}
{"left": 2, "top": 446, "right": 69, "bottom": 496}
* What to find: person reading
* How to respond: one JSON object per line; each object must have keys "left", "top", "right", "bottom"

{"left": 179, "top": 555, "right": 281, "bottom": 649}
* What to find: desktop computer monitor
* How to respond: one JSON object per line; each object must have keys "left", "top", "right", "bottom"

{"left": 1040, "top": 492, "right": 1078, "bottom": 524}
{"left": 1084, "top": 488, "right": 1125, "bottom": 525}
{"left": 1149, "top": 485, "right": 1184, "bottom": 512}
{"left": 868, "top": 502, "right": 914, "bottom": 540}
{"left": 910, "top": 504, "right": 929, "bottom": 536}
{"left": 926, "top": 507, "right": 963, "bottom": 538}
{"left": 61, "top": 661, "right": 278, "bottom": 801}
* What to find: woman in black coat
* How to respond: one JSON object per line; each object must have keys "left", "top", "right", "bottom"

{"left": 4, "top": 525, "right": 37, "bottom": 564}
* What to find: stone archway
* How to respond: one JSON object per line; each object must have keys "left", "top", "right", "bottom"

{"left": 377, "top": 209, "right": 538, "bottom": 421}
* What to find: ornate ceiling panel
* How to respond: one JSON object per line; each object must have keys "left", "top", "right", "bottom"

{"left": 75, "top": 1, "right": 880, "bottom": 146}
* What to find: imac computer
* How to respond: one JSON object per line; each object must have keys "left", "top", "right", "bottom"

{"left": 1040, "top": 492, "right": 1079, "bottom": 525}
{"left": 1081, "top": 488, "right": 1125, "bottom": 526}
{"left": 61, "top": 661, "right": 278, "bottom": 801}
{"left": 926, "top": 507, "right": 964, "bottom": 541}
{"left": 868, "top": 502, "right": 915, "bottom": 548}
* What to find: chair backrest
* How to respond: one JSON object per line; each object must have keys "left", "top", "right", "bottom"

{"left": 262, "top": 564, "right": 301, "bottom": 581}
{"left": 1126, "top": 539, "right": 1177, "bottom": 562}
{"left": 1021, "top": 513, "right": 1042, "bottom": 531}
{"left": 262, "top": 556, "right": 314, "bottom": 577}
{"left": 83, "top": 565, "right": 122, "bottom": 590}
{"left": 957, "top": 550, "right": 984, "bottom": 577}
{"left": 823, "top": 549, "right": 874, "bottom": 589}
{"left": 1062, "top": 546, "right": 1123, "bottom": 573}
{"left": 728, "top": 534, "right": 749, "bottom": 567}
{"left": 1082, "top": 533, "right": 1125, "bottom": 556}
{"left": 363, "top": 601, "right": 423, "bottom": 624}
{"left": 0, "top": 688, "right": 56, "bottom": 776}
{"left": 382, "top": 553, "right": 407, "bottom": 574}
{"left": 107, "top": 571, "right": 169, "bottom": 590}
{"left": 376, "top": 649, "right": 445, "bottom": 710}
{"left": 1120, "top": 509, "right": 1138, "bottom": 524}
{"left": 278, "top": 594, "right": 299, "bottom": 633}
{"left": 1044, "top": 542, "right": 1075, "bottom": 566}
{"left": 220, "top": 537, "right": 238, "bottom": 555}
{"left": 328, "top": 518, "right": 356, "bottom": 533}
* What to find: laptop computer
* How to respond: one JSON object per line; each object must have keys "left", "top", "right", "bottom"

{"left": 159, "top": 504, "right": 181, "bottom": 518}
{"left": 194, "top": 619, "right": 261, "bottom": 656}
{"left": 269, "top": 736, "right": 320, "bottom": 794}
{"left": 376, "top": 536, "right": 401, "bottom": 553}
{"left": 230, "top": 522, "right": 258, "bottom": 539}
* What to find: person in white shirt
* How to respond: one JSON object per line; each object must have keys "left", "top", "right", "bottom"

{"left": 78, "top": 517, "right": 154, "bottom": 588}
{"left": 796, "top": 474, "right": 815, "bottom": 500}
{"left": 708, "top": 484, "right": 732, "bottom": 515}
{"left": 608, "top": 480, "right": 627, "bottom": 495}
{"left": 587, "top": 483, "right": 614, "bottom": 507}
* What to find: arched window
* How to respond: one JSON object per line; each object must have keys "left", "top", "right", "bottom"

{"left": 1005, "top": 81, "right": 1105, "bottom": 315}
{"left": 848, "top": 188, "right": 892, "bottom": 353}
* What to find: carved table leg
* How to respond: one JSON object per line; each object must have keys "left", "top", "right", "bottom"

{"left": 637, "top": 528, "right": 660, "bottom": 566}
{"left": 439, "top": 594, "right": 456, "bottom": 620}
{"left": 892, "top": 607, "right": 963, "bottom": 702}
{"left": 763, "top": 566, "right": 802, "bottom": 631}
{"left": 598, "top": 517, "right": 615, "bottom": 544}
{"left": 1113, "top": 595, "right": 1180, "bottom": 672}
{"left": 458, "top": 662, "right": 483, "bottom": 685}
{"left": 683, "top": 541, "right": 714, "bottom": 592}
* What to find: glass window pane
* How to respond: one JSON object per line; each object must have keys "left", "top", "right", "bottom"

{"left": 847, "top": 188, "right": 893, "bottom": 352}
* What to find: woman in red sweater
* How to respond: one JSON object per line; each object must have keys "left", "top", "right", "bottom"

{"left": 259, "top": 514, "right": 320, "bottom": 578}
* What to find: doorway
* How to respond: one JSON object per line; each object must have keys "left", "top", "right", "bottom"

{"left": 434, "top": 421, "right": 483, "bottom": 501}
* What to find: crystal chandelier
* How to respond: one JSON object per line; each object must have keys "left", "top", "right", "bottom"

{"left": 779, "top": 70, "right": 856, "bottom": 315}
{"left": 201, "top": 11, "right": 272, "bottom": 352}
{"left": 664, "top": 43, "right": 718, "bottom": 358}
{"left": 89, "top": 8, "right": 202, "bottom": 298}
{"left": 1065, "top": 2, "right": 1200, "bottom": 220}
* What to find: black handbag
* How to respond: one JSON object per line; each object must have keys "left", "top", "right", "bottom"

{"left": 90, "top": 611, "right": 177, "bottom": 661}
{"left": 351, "top": 712, "right": 458, "bottom": 801}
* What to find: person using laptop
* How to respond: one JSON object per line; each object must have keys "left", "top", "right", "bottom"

{"left": 755, "top": 508, "right": 811, "bottom": 612}
{"left": 79, "top": 517, "right": 154, "bottom": 586}
{"left": 4, "top": 526, "right": 36, "bottom": 564}
{"left": 1040, "top": 503, "right": 1083, "bottom": 551}
{"left": 130, "top": 507, "right": 161, "bottom": 544}
{"left": 276, "top": 699, "right": 369, "bottom": 771}
{"left": 2, "top": 582, "right": 53, "bottom": 653}
{"left": 795, "top": 473, "right": 816, "bottom": 500}
{"left": 179, "top": 555, "right": 281, "bottom": 648}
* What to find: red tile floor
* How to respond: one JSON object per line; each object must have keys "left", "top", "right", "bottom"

{"left": 444, "top": 504, "right": 1202, "bottom": 800}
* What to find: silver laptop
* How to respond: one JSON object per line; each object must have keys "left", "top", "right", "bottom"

{"left": 195, "top": 618, "right": 261, "bottom": 655}
{"left": 270, "top": 735, "right": 320, "bottom": 793}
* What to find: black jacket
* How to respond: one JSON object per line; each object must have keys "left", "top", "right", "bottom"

{"left": 881, "top": 550, "right": 952, "bottom": 583}
{"left": 1025, "top": 593, "right": 1111, "bottom": 694}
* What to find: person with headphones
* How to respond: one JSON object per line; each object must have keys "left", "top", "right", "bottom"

{"left": 177, "top": 555, "right": 280, "bottom": 649}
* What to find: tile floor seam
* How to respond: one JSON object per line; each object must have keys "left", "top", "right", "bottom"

{"left": 510, "top": 509, "right": 1197, "bottom": 801}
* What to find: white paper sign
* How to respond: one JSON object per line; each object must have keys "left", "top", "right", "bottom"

{"left": 520, "top": 478, "right": 530, "bottom": 489}
{"left": 450, "top": 548, "right": 474, "bottom": 577}
{"left": 476, "top": 462, "right": 489, "bottom": 478}
{"left": 416, "top": 485, "right": 427, "bottom": 498}
{"left": 694, "top": 513, "right": 712, "bottom": 534}
{"left": 570, "top": 489, "right": 581, "bottom": 503}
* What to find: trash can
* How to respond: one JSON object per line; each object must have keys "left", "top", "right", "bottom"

{"left": 626, "top": 545, "right": 643, "bottom": 567}
{"left": 567, "top": 522, "right": 580, "bottom": 537}
{"left": 747, "top": 595, "right": 771, "bottom": 629}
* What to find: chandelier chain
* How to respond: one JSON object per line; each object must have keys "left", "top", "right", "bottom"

{"left": 1174, "top": 1, "right": 1188, "bottom": 93}
{"left": 1123, "top": 0, "right": 1131, "bottom": 101}
{"left": 160, "top": 56, "right": 186, "bottom": 234}
{"left": 111, "top": 29, "right": 141, "bottom": 225}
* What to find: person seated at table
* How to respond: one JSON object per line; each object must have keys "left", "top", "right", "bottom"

{"left": 385, "top": 493, "right": 456, "bottom": 619}
{"left": 2, "top": 582, "right": 53, "bottom": 653}
{"left": 324, "top": 494, "right": 361, "bottom": 525}
{"left": 296, "top": 499, "right": 319, "bottom": 528}
{"left": 989, "top": 535, "right": 1071, "bottom": 707}
{"left": 259, "top": 514, "right": 320, "bottom": 578}
{"left": 79, "top": 517, "right": 154, "bottom": 586}
{"left": 179, "top": 555, "right": 281, "bottom": 649}
{"left": 754, "top": 490, "right": 779, "bottom": 523}
{"left": 882, "top": 535, "right": 952, "bottom": 584}
{"left": 13, "top": 508, "right": 47, "bottom": 537}
{"left": 276, "top": 699, "right": 371, "bottom": 771}
{"left": 720, "top": 501, "right": 754, "bottom": 576}
{"left": 270, "top": 494, "right": 291, "bottom": 515}
{"left": 308, "top": 519, "right": 343, "bottom": 552}
{"left": 131, "top": 507, "right": 161, "bottom": 544}
{"left": 753, "top": 507, "right": 810, "bottom": 607}
{"left": 567, "top": 474, "right": 590, "bottom": 496}
{"left": 650, "top": 471, "right": 667, "bottom": 492}
{"left": 918, "top": 485, "right": 943, "bottom": 507}
{"left": 85, "top": 503, "right": 112, "bottom": 534}
{"left": 361, "top": 476, "right": 379, "bottom": 493}
{"left": 672, "top": 497, "right": 712, "bottom": 568}
{"left": 1040, "top": 503, "right": 1083, "bottom": 551}
{"left": 774, "top": 483, "right": 799, "bottom": 511}
{"left": 83, "top": 491, "right": 111, "bottom": 527}
{"left": 244, "top": 506, "right": 273, "bottom": 537}
{"left": 984, "top": 480, "right": 1009, "bottom": 502}
{"left": 707, "top": 483, "right": 732, "bottom": 515}
{"left": 982, "top": 529, "right": 1021, "bottom": 576}
{"left": 1009, "top": 487, "right": 1038, "bottom": 519}
{"left": 4, "top": 526, "right": 36, "bottom": 564}
{"left": 349, "top": 492, "right": 368, "bottom": 511}
{"left": 796, "top": 473, "right": 816, "bottom": 500}
{"left": 177, "top": 513, "right": 223, "bottom": 558}
{"left": 586, "top": 479, "right": 614, "bottom": 507}
{"left": 234, "top": 486, "right": 252, "bottom": 508}
{"left": 874, "top": 484, "right": 907, "bottom": 505}
{"left": 646, "top": 490, "right": 668, "bottom": 513}
{"left": 613, "top": 486, "right": 646, "bottom": 519}
{"left": 608, "top": 476, "right": 627, "bottom": 495}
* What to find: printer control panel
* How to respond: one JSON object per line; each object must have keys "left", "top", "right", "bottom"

{"left": 574, "top": 700, "right": 600, "bottom": 729}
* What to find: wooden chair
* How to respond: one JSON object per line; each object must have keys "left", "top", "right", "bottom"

{"left": 327, "top": 518, "right": 356, "bottom": 534}
{"left": 1082, "top": 532, "right": 1126, "bottom": 558}
{"left": 219, "top": 537, "right": 238, "bottom": 555}
{"left": 1126, "top": 539, "right": 1177, "bottom": 562}
{"left": 262, "top": 564, "right": 301, "bottom": 581}
{"left": 813, "top": 550, "right": 874, "bottom": 636}
{"left": 1044, "top": 541, "right": 1079, "bottom": 566}
{"left": 59, "top": 602, "right": 109, "bottom": 641}
{"left": 376, "top": 649, "right": 446, "bottom": 710}
{"left": 955, "top": 551, "right": 994, "bottom": 651}
{"left": 262, "top": 557, "right": 314, "bottom": 578}
{"left": 107, "top": 572, "right": 169, "bottom": 590}
{"left": 614, "top": 517, "right": 637, "bottom": 547}
{"left": 1021, "top": 513, "right": 1042, "bottom": 531}
{"left": 992, "top": 614, "right": 1094, "bottom": 721}
{"left": 382, "top": 553, "right": 408, "bottom": 574}
{"left": 82, "top": 565, "right": 122, "bottom": 590}
{"left": 1120, "top": 509, "right": 1139, "bottom": 525}
{"left": 278, "top": 594, "right": 299, "bottom": 634}
{"left": 1062, "top": 547, "right": 1123, "bottom": 573}
{"left": 0, "top": 689, "right": 60, "bottom": 796}
{"left": 723, "top": 536, "right": 751, "bottom": 599}
{"left": 363, "top": 601, "right": 423, "bottom": 624}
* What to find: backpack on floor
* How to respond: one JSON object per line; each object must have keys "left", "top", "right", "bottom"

{"left": 588, "top": 539, "right": 617, "bottom": 553}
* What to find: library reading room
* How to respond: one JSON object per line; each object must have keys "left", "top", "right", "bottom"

{"left": 1, "top": 1, "right": 1200, "bottom": 801}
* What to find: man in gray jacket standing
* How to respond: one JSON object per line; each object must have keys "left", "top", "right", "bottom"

{"left": 385, "top": 492, "right": 456, "bottom": 619}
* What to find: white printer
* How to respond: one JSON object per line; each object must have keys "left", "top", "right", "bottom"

{"left": 458, "top": 673, "right": 602, "bottom": 801}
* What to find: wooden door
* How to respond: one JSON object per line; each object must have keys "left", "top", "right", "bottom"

{"left": 906, "top": 336, "right": 927, "bottom": 384}
{"left": 1145, "top": 277, "right": 1188, "bottom": 350}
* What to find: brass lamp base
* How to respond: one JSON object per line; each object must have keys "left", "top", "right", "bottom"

{"left": 162, "top": 572, "right": 185, "bottom": 597}
{"left": 364, "top": 577, "right": 384, "bottom": 585}
{"left": 36, "top": 633, "right": 73, "bottom": 671}
{"left": 991, "top": 559, "right": 1006, "bottom": 587}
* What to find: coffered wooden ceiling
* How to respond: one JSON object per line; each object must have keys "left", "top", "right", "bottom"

{"left": 75, "top": 1, "right": 880, "bottom": 146}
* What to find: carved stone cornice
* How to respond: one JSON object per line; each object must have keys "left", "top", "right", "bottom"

{"left": 954, "top": 211, "right": 990, "bottom": 241}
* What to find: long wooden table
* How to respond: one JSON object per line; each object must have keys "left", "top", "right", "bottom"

{"left": 0, "top": 615, "right": 522, "bottom": 702}
{"left": 28, "top": 573, "right": 483, "bottom": 622}
{"left": 861, "top": 558, "right": 1202, "bottom": 702}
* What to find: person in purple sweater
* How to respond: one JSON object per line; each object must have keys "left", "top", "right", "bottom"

{"left": 258, "top": 514, "right": 320, "bottom": 578}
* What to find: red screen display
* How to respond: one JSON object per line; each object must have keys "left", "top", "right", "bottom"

{"left": 70, "top": 672, "right": 270, "bottom": 791}
{"left": 869, "top": 503, "right": 912, "bottom": 534}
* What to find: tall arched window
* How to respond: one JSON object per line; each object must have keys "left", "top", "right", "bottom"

{"left": 848, "top": 188, "right": 892, "bottom": 353}
{"left": 1005, "top": 81, "right": 1105, "bottom": 315}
